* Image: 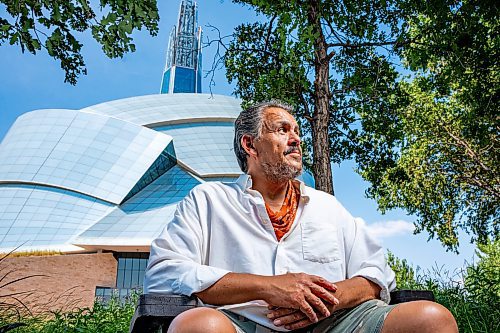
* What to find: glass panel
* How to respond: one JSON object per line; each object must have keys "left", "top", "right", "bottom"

{"left": 116, "top": 269, "right": 124, "bottom": 288}
{"left": 124, "top": 268, "right": 132, "bottom": 288}
{"left": 122, "top": 143, "right": 177, "bottom": 203}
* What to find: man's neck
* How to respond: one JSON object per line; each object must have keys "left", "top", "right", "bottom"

{"left": 249, "top": 174, "right": 290, "bottom": 210}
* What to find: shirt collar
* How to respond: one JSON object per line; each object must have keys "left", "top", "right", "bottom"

{"left": 235, "top": 174, "right": 310, "bottom": 202}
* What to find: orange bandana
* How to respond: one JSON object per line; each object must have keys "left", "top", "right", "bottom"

{"left": 265, "top": 181, "right": 300, "bottom": 241}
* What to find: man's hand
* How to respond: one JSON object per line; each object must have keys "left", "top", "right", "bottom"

{"left": 266, "top": 277, "right": 382, "bottom": 330}
{"left": 262, "top": 273, "right": 339, "bottom": 323}
{"left": 267, "top": 305, "right": 333, "bottom": 330}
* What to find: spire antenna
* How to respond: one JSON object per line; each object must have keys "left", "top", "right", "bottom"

{"left": 160, "top": 0, "right": 202, "bottom": 94}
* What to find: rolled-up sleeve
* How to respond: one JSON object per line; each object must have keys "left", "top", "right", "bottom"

{"left": 143, "top": 192, "right": 230, "bottom": 296}
{"left": 346, "top": 218, "right": 396, "bottom": 303}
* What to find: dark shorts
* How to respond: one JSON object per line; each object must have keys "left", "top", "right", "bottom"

{"left": 221, "top": 299, "right": 396, "bottom": 333}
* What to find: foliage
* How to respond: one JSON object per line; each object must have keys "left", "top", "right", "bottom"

{"left": 387, "top": 242, "right": 500, "bottom": 333}
{"left": 464, "top": 238, "right": 500, "bottom": 308}
{"left": 0, "top": 294, "right": 137, "bottom": 333}
{"left": 223, "top": 0, "right": 497, "bottom": 249}
{"left": 355, "top": 0, "right": 499, "bottom": 250}
{"left": 386, "top": 250, "right": 419, "bottom": 290}
{"left": 0, "top": 0, "right": 159, "bottom": 84}
{"left": 223, "top": 0, "right": 406, "bottom": 194}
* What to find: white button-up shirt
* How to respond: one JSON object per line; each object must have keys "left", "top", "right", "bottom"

{"left": 144, "top": 175, "right": 395, "bottom": 331}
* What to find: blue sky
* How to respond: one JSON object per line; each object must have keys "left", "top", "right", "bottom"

{"left": 0, "top": 0, "right": 476, "bottom": 273}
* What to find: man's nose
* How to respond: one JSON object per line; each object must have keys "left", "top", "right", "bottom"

{"left": 289, "top": 132, "right": 301, "bottom": 146}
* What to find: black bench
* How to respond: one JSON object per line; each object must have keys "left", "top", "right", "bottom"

{"left": 129, "top": 290, "right": 434, "bottom": 333}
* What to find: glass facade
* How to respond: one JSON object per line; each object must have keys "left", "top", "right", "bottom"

{"left": 82, "top": 93, "right": 241, "bottom": 127}
{"left": 0, "top": 92, "right": 314, "bottom": 255}
{"left": 123, "top": 142, "right": 177, "bottom": 202}
{"left": 154, "top": 122, "right": 241, "bottom": 176}
{"left": 73, "top": 165, "right": 202, "bottom": 249}
{"left": 160, "top": 68, "right": 172, "bottom": 94}
{"left": 95, "top": 253, "right": 149, "bottom": 302}
{"left": 115, "top": 252, "right": 149, "bottom": 289}
{"left": 0, "top": 184, "right": 113, "bottom": 250}
{"left": 0, "top": 109, "right": 173, "bottom": 204}
{"left": 173, "top": 67, "right": 197, "bottom": 93}
{"left": 0, "top": 93, "right": 244, "bottom": 253}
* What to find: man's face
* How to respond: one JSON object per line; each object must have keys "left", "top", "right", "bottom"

{"left": 253, "top": 107, "right": 302, "bottom": 182}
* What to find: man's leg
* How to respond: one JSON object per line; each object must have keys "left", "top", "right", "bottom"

{"left": 167, "top": 308, "right": 237, "bottom": 333}
{"left": 381, "top": 300, "right": 458, "bottom": 333}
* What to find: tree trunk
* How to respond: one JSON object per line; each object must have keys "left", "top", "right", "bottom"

{"left": 308, "top": 1, "right": 334, "bottom": 195}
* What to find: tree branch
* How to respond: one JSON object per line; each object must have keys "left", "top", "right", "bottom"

{"left": 264, "top": 14, "right": 277, "bottom": 55}
{"left": 203, "top": 24, "right": 232, "bottom": 96}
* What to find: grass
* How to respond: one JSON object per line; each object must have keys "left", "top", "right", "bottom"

{"left": 0, "top": 250, "right": 63, "bottom": 258}
{"left": 0, "top": 294, "right": 137, "bottom": 333}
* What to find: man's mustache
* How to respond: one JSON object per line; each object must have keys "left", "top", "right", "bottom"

{"left": 284, "top": 147, "right": 301, "bottom": 155}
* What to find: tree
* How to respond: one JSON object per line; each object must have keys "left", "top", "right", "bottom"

{"left": 355, "top": 0, "right": 499, "bottom": 251}
{"left": 222, "top": 0, "right": 406, "bottom": 194}
{"left": 221, "top": 0, "right": 497, "bottom": 250}
{"left": 0, "top": 0, "right": 159, "bottom": 84}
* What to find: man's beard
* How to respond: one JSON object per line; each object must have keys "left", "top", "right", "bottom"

{"left": 261, "top": 159, "right": 302, "bottom": 183}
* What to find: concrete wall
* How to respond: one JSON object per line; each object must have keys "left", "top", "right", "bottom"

{"left": 1, "top": 252, "right": 117, "bottom": 315}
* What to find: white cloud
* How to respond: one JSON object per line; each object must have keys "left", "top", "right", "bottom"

{"left": 356, "top": 218, "right": 415, "bottom": 240}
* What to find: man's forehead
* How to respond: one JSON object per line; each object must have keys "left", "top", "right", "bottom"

{"left": 263, "top": 107, "right": 297, "bottom": 124}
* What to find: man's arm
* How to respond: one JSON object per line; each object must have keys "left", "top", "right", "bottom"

{"left": 333, "top": 276, "right": 381, "bottom": 309}
{"left": 267, "top": 276, "right": 380, "bottom": 330}
{"left": 196, "top": 272, "right": 340, "bottom": 323}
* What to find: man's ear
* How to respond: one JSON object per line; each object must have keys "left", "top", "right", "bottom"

{"left": 241, "top": 135, "right": 257, "bottom": 157}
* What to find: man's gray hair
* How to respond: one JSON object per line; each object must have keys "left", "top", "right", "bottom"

{"left": 233, "top": 100, "right": 294, "bottom": 173}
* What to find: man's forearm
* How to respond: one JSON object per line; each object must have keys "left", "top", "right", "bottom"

{"left": 331, "top": 276, "right": 381, "bottom": 310}
{"left": 195, "top": 272, "right": 339, "bottom": 323}
{"left": 194, "top": 272, "right": 268, "bottom": 305}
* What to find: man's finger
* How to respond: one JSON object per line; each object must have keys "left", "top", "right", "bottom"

{"left": 312, "top": 276, "right": 337, "bottom": 292}
{"left": 267, "top": 308, "right": 297, "bottom": 319}
{"left": 310, "top": 284, "right": 339, "bottom": 305}
{"left": 305, "top": 292, "right": 330, "bottom": 318}
{"left": 298, "top": 301, "right": 318, "bottom": 323}
{"left": 271, "top": 311, "right": 307, "bottom": 326}
{"left": 284, "top": 318, "right": 315, "bottom": 331}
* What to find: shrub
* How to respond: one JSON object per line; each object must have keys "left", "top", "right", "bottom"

{"left": 388, "top": 239, "right": 500, "bottom": 333}
{"left": 0, "top": 294, "right": 137, "bottom": 333}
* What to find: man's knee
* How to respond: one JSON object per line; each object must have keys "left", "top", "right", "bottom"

{"left": 383, "top": 300, "right": 458, "bottom": 333}
{"left": 167, "top": 307, "right": 236, "bottom": 333}
{"left": 420, "top": 301, "right": 457, "bottom": 331}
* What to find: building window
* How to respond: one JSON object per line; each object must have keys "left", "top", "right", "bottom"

{"left": 115, "top": 252, "right": 149, "bottom": 289}
{"left": 95, "top": 252, "right": 149, "bottom": 302}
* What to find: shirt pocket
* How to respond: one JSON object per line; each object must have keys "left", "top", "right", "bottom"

{"left": 300, "top": 216, "right": 341, "bottom": 263}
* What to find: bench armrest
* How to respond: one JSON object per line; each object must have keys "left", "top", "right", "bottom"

{"left": 129, "top": 294, "right": 199, "bottom": 333}
{"left": 389, "top": 290, "right": 435, "bottom": 304}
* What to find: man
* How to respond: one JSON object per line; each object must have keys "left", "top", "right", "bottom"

{"left": 144, "top": 101, "right": 458, "bottom": 333}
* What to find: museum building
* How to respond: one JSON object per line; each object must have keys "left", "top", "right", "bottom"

{"left": 0, "top": 0, "right": 313, "bottom": 312}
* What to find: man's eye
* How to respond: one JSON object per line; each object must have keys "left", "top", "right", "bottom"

{"left": 278, "top": 127, "right": 286, "bottom": 133}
